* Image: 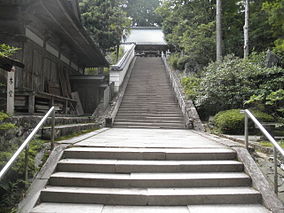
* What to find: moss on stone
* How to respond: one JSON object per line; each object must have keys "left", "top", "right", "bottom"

{"left": 0, "top": 123, "right": 16, "bottom": 130}
{"left": 0, "top": 112, "right": 9, "bottom": 122}
{"left": 55, "top": 127, "right": 99, "bottom": 141}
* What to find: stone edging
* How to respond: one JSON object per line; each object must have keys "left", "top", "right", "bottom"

{"left": 193, "top": 131, "right": 284, "bottom": 213}
{"left": 161, "top": 55, "right": 204, "bottom": 131}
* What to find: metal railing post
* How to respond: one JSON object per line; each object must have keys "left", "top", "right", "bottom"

{"left": 24, "top": 145, "right": 29, "bottom": 188}
{"left": 244, "top": 113, "right": 249, "bottom": 150}
{"left": 0, "top": 107, "right": 55, "bottom": 182}
{"left": 273, "top": 146, "right": 278, "bottom": 194}
{"left": 50, "top": 109, "right": 55, "bottom": 150}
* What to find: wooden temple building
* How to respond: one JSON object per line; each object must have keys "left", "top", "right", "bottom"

{"left": 0, "top": 0, "right": 109, "bottom": 115}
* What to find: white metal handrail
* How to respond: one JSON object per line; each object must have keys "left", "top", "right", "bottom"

{"left": 0, "top": 107, "right": 55, "bottom": 182}
{"left": 241, "top": 109, "right": 284, "bottom": 194}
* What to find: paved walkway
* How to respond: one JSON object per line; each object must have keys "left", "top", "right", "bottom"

{"left": 29, "top": 128, "right": 272, "bottom": 213}
{"left": 76, "top": 128, "right": 224, "bottom": 148}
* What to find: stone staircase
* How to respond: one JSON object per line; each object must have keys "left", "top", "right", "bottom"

{"left": 32, "top": 147, "right": 264, "bottom": 211}
{"left": 114, "top": 57, "right": 185, "bottom": 129}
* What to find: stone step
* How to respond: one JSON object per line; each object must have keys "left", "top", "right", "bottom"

{"left": 63, "top": 147, "right": 237, "bottom": 160}
{"left": 116, "top": 110, "right": 182, "bottom": 114}
{"left": 118, "top": 106, "right": 180, "bottom": 110}
{"left": 30, "top": 203, "right": 271, "bottom": 213}
{"left": 120, "top": 102, "right": 178, "bottom": 106}
{"left": 113, "top": 125, "right": 186, "bottom": 129}
{"left": 116, "top": 113, "right": 183, "bottom": 117}
{"left": 41, "top": 123, "right": 98, "bottom": 139}
{"left": 40, "top": 186, "right": 262, "bottom": 205}
{"left": 113, "top": 122, "right": 185, "bottom": 128}
{"left": 56, "top": 159, "right": 244, "bottom": 173}
{"left": 114, "top": 119, "right": 184, "bottom": 124}
{"left": 49, "top": 172, "right": 251, "bottom": 188}
{"left": 115, "top": 116, "right": 184, "bottom": 121}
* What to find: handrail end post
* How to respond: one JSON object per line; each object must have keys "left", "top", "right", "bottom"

{"left": 50, "top": 109, "right": 55, "bottom": 150}
{"left": 244, "top": 112, "right": 249, "bottom": 150}
{"left": 24, "top": 145, "right": 29, "bottom": 188}
{"left": 273, "top": 146, "right": 278, "bottom": 195}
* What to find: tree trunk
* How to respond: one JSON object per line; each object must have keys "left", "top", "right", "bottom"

{"left": 216, "top": 0, "right": 222, "bottom": 61}
{"left": 244, "top": 0, "right": 249, "bottom": 58}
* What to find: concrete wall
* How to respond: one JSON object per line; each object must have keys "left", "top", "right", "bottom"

{"left": 109, "top": 44, "right": 135, "bottom": 93}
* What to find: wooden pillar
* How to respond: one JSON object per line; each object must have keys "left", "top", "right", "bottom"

{"left": 28, "top": 93, "right": 35, "bottom": 114}
{"left": 6, "top": 67, "right": 15, "bottom": 115}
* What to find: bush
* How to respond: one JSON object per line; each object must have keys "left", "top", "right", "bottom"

{"left": 181, "top": 76, "right": 201, "bottom": 99}
{"left": 0, "top": 112, "right": 9, "bottom": 122}
{"left": 196, "top": 53, "right": 284, "bottom": 119}
{"left": 213, "top": 109, "right": 274, "bottom": 134}
{"left": 168, "top": 53, "right": 179, "bottom": 70}
{"left": 176, "top": 55, "right": 191, "bottom": 70}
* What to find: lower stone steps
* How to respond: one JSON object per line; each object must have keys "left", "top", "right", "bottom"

{"left": 40, "top": 186, "right": 261, "bottom": 205}
{"left": 56, "top": 159, "right": 244, "bottom": 173}
{"left": 63, "top": 147, "right": 237, "bottom": 160}
{"left": 49, "top": 172, "right": 251, "bottom": 188}
{"left": 30, "top": 203, "right": 271, "bottom": 213}
{"left": 113, "top": 122, "right": 185, "bottom": 129}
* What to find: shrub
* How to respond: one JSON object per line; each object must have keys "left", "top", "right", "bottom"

{"left": 0, "top": 112, "right": 9, "bottom": 122}
{"left": 196, "top": 53, "right": 284, "bottom": 119}
{"left": 213, "top": 109, "right": 274, "bottom": 134}
{"left": 168, "top": 53, "right": 179, "bottom": 70}
{"left": 181, "top": 76, "right": 201, "bottom": 99}
{"left": 176, "top": 55, "right": 191, "bottom": 70}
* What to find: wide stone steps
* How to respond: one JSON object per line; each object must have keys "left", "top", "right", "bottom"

{"left": 115, "top": 116, "right": 184, "bottom": 121}
{"left": 56, "top": 159, "right": 244, "bottom": 173}
{"left": 114, "top": 119, "right": 185, "bottom": 124}
{"left": 40, "top": 186, "right": 261, "bottom": 205}
{"left": 63, "top": 147, "right": 237, "bottom": 160}
{"left": 113, "top": 57, "right": 185, "bottom": 129}
{"left": 113, "top": 122, "right": 186, "bottom": 129}
{"left": 30, "top": 203, "right": 270, "bottom": 213}
{"left": 30, "top": 128, "right": 270, "bottom": 212}
{"left": 49, "top": 172, "right": 251, "bottom": 188}
{"left": 116, "top": 113, "right": 183, "bottom": 117}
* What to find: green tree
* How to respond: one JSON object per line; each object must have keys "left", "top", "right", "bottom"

{"left": 125, "top": 0, "right": 162, "bottom": 26}
{"left": 262, "top": 0, "right": 284, "bottom": 54}
{"left": 80, "top": 0, "right": 131, "bottom": 52}
{"left": 157, "top": 0, "right": 216, "bottom": 68}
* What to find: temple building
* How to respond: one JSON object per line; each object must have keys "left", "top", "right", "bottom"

{"left": 0, "top": 0, "right": 109, "bottom": 115}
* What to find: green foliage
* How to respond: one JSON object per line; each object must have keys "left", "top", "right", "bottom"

{"left": 181, "top": 77, "right": 201, "bottom": 100}
{"left": 157, "top": 0, "right": 283, "bottom": 67}
{"left": 262, "top": 0, "right": 284, "bottom": 54}
{"left": 245, "top": 89, "right": 284, "bottom": 117}
{"left": 213, "top": 109, "right": 274, "bottom": 134}
{"left": 0, "top": 123, "right": 16, "bottom": 130}
{"left": 175, "top": 56, "right": 190, "bottom": 70}
{"left": 0, "top": 44, "right": 20, "bottom": 57}
{"left": 80, "top": 0, "right": 131, "bottom": 52}
{"left": 168, "top": 53, "right": 179, "bottom": 70}
{"left": 157, "top": 0, "right": 215, "bottom": 68}
{"left": 195, "top": 54, "right": 284, "bottom": 118}
{"left": 0, "top": 139, "right": 49, "bottom": 212}
{"left": 0, "top": 112, "right": 9, "bottom": 122}
{"left": 125, "top": 0, "right": 162, "bottom": 26}
{"left": 55, "top": 127, "right": 99, "bottom": 141}
{"left": 260, "top": 140, "right": 284, "bottom": 148}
